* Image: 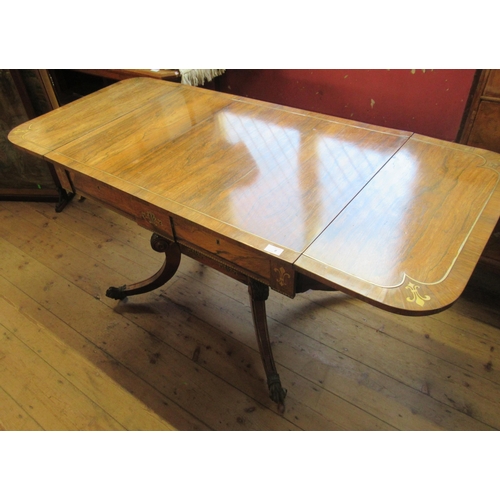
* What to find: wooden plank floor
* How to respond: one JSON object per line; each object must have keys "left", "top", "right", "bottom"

{"left": 0, "top": 197, "right": 499, "bottom": 430}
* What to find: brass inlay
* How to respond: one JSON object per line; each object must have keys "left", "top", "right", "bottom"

{"left": 141, "top": 212, "right": 162, "bottom": 226}
{"left": 274, "top": 266, "right": 291, "bottom": 287}
{"left": 405, "top": 282, "right": 431, "bottom": 307}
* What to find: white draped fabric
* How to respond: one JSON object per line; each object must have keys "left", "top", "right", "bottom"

{"left": 179, "top": 69, "right": 225, "bottom": 86}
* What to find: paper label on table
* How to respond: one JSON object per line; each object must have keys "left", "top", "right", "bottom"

{"left": 264, "top": 244, "right": 284, "bottom": 256}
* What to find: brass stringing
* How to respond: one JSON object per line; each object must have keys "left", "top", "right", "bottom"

{"left": 141, "top": 212, "right": 162, "bottom": 226}
{"left": 274, "top": 266, "right": 291, "bottom": 287}
{"left": 405, "top": 282, "right": 431, "bottom": 307}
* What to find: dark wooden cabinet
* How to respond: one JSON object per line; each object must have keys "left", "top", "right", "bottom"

{"left": 0, "top": 69, "right": 59, "bottom": 201}
{"left": 460, "top": 69, "right": 500, "bottom": 153}
{"left": 467, "top": 100, "right": 500, "bottom": 152}
{"left": 48, "top": 69, "right": 180, "bottom": 105}
{"left": 460, "top": 69, "right": 500, "bottom": 271}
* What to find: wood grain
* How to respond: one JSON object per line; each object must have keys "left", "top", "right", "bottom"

{"left": 6, "top": 78, "right": 500, "bottom": 418}
{"left": 74, "top": 69, "right": 180, "bottom": 81}
{"left": 1, "top": 198, "right": 498, "bottom": 430}
{"left": 297, "top": 136, "right": 500, "bottom": 313}
{"left": 0, "top": 295, "right": 175, "bottom": 430}
{"left": 467, "top": 100, "right": 500, "bottom": 152}
{"left": 9, "top": 77, "right": 500, "bottom": 315}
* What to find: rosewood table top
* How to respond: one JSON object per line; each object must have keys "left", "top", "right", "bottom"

{"left": 9, "top": 78, "right": 500, "bottom": 315}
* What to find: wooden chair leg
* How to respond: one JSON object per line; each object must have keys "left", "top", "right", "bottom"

{"left": 106, "top": 233, "right": 181, "bottom": 300}
{"left": 248, "top": 279, "right": 287, "bottom": 411}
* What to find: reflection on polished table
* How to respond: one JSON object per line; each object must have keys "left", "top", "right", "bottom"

{"left": 9, "top": 78, "right": 500, "bottom": 409}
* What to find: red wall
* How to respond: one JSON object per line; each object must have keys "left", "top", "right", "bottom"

{"left": 216, "top": 70, "right": 477, "bottom": 142}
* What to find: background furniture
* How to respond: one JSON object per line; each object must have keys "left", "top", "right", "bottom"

{"left": 0, "top": 69, "right": 59, "bottom": 202}
{"left": 460, "top": 69, "right": 500, "bottom": 272}
{"left": 460, "top": 69, "right": 500, "bottom": 153}
{"left": 48, "top": 69, "right": 180, "bottom": 105}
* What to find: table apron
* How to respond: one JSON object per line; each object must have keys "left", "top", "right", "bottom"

{"left": 53, "top": 162, "right": 297, "bottom": 297}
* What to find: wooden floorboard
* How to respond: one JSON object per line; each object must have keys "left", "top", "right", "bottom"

{"left": 0, "top": 198, "right": 499, "bottom": 430}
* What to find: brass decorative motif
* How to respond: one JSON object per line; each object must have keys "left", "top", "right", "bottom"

{"left": 406, "top": 282, "right": 431, "bottom": 307}
{"left": 141, "top": 211, "right": 162, "bottom": 226}
{"left": 274, "top": 266, "right": 291, "bottom": 287}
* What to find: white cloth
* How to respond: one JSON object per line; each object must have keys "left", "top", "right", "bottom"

{"left": 179, "top": 69, "right": 225, "bottom": 86}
